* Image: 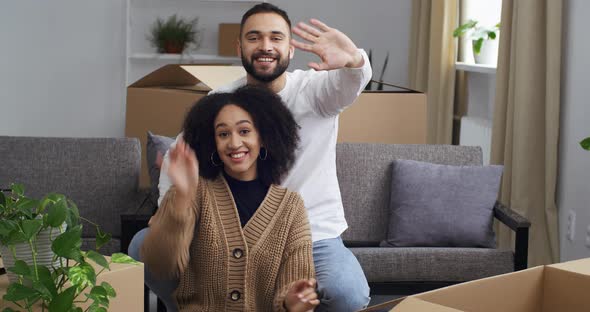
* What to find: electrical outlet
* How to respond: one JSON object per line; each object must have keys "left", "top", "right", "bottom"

{"left": 566, "top": 210, "right": 576, "bottom": 241}
{"left": 586, "top": 225, "right": 590, "bottom": 249}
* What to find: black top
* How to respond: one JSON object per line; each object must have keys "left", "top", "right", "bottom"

{"left": 224, "top": 172, "right": 270, "bottom": 227}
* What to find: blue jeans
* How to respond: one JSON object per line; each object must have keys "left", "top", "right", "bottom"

{"left": 128, "top": 229, "right": 370, "bottom": 312}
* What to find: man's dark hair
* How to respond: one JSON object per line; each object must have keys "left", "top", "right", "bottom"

{"left": 182, "top": 86, "right": 300, "bottom": 187}
{"left": 240, "top": 3, "right": 291, "bottom": 36}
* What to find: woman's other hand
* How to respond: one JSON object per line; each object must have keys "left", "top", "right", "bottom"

{"left": 285, "top": 278, "right": 320, "bottom": 312}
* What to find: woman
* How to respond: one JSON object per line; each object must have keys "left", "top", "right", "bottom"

{"left": 140, "top": 86, "right": 318, "bottom": 311}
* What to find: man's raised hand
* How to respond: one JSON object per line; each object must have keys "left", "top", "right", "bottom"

{"left": 291, "top": 19, "right": 364, "bottom": 71}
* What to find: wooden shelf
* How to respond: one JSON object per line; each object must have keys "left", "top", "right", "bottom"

{"left": 129, "top": 53, "right": 241, "bottom": 64}
{"left": 455, "top": 62, "right": 496, "bottom": 74}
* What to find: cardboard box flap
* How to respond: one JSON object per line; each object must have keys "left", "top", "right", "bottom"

{"left": 548, "top": 257, "right": 590, "bottom": 275}
{"left": 180, "top": 65, "right": 245, "bottom": 90}
{"left": 413, "top": 266, "right": 545, "bottom": 312}
{"left": 129, "top": 64, "right": 245, "bottom": 89}
{"left": 542, "top": 265, "right": 590, "bottom": 311}
{"left": 393, "top": 297, "right": 462, "bottom": 311}
{"left": 130, "top": 64, "right": 200, "bottom": 88}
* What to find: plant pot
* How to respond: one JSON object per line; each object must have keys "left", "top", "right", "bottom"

{"left": 473, "top": 38, "right": 499, "bottom": 65}
{"left": 163, "top": 42, "right": 184, "bottom": 54}
{"left": 0, "top": 226, "right": 63, "bottom": 284}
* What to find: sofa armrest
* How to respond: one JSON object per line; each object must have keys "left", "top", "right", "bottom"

{"left": 493, "top": 201, "right": 531, "bottom": 271}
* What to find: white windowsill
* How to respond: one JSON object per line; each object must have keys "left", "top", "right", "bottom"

{"left": 455, "top": 62, "right": 497, "bottom": 74}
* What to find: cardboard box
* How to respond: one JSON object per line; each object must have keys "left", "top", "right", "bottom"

{"left": 1, "top": 257, "right": 144, "bottom": 311}
{"left": 218, "top": 23, "right": 241, "bottom": 57}
{"left": 126, "top": 65, "right": 427, "bottom": 187}
{"left": 338, "top": 88, "right": 426, "bottom": 144}
{"left": 362, "top": 258, "right": 590, "bottom": 312}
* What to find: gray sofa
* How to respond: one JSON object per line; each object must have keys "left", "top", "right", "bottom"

{"left": 0, "top": 136, "right": 143, "bottom": 256}
{"left": 0, "top": 136, "right": 530, "bottom": 296}
{"left": 336, "top": 143, "right": 530, "bottom": 294}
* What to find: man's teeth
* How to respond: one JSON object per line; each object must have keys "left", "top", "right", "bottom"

{"left": 231, "top": 152, "right": 245, "bottom": 159}
{"left": 257, "top": 57, "right": 274, "bottom": 62}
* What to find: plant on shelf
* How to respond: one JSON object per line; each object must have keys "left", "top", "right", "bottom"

{"left": 147, "top": 14, "right": 202, "bottom": 54}
{"left": 0, "top": 183, "right": 139, "bottom": 312}
{"left": 581, "top": 137, "right": 590, "bottom": 151}
{"left": 453, "top": 19, "right": 500, "bottom": 65}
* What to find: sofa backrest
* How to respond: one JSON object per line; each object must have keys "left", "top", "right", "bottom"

{"left": 336, "top": 143, "right": 483, "bottom": 244}
{"left": 0, "top": 136, "right": 141, "bottom": 239}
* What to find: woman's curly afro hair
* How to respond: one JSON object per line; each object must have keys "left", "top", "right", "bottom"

{"left": 182, "top": 85, "right": 300, "bottom": 187}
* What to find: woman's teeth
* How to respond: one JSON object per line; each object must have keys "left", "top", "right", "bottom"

{"left": 231, "top": 152, "right": 246, "bottom": 159}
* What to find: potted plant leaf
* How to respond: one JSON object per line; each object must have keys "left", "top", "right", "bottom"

{"left": 453, "top": 19, "right": 501, "bottom": 65}
{"left": 581, "top": 137, "right": 590, "bottom": 151}
{"left": 0, "top": 183, "right": 139, "bottom": 311}
{"left": 147, "top": 14, "right": 201, "bottom": 54}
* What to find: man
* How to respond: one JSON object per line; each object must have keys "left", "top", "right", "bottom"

{"left": 134, "top": 3, "right": 372, "bottom": 311}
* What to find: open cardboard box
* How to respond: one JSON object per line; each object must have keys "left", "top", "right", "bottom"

{"left": 0, "top": 257, "right": 144, "bottom": 311}
{"left": 362, "top": 258, "right": 590, "bottom": 312}
{"left": 126, "top": 65, "right": 427, "bottom": 187}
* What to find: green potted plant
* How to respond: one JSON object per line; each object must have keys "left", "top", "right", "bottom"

{"left": 0, "top": 183, "right": 139, "bottom": 312}
{"left": 580, "top": 137, "right": 590, "bottom": 151}
{"left": 453, "top": 19, "right": 500, "bottom": 65}
{"left": 147, "top": 14, "right": 201, "bottom": 54}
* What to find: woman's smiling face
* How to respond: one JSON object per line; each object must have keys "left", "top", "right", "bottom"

{"left": 214, "top": 104, "right": 262, "bottom": 181}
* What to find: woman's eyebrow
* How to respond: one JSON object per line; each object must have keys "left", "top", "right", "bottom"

{"left": 236, "top": 120, "right": 252, "bottom": 126}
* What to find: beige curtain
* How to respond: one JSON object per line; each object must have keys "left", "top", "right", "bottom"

{"left": 408, "top": 0, "right": 458, "bottom": 144}
{"left": 491, "top": 0, "right": 562, "bottom": 266}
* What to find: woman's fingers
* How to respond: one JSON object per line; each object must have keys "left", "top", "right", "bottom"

{"left": 308, "top": 298, "right": 320, "bottom": 306}
{"left": 298, "top": 287, "right": 317, "bottom": 301}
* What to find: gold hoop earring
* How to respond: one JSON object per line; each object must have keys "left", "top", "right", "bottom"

{"left": 210, "top": 151, "right": 222, "bottom": 166}
{"left": 259, "top": 147, "right": 268, "bottom": 160}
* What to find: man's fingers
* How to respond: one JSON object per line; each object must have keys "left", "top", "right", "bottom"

{"left": 293, "top": 26, "right": 318, "bottom": 43}
{"left": 296, "top": 22, "right": 322, "bottom": 37}
{"left": 291, "top": 39, "right": 314, "bottom": 52}
{"left": 309, "top": 18, "right": 330, "bottom": 32}
{"left": 308, "top": 62, "right": 330, "bottom": 71}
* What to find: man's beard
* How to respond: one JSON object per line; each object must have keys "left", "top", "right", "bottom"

{"left": 241, "top": 51, "right": 290, "bottom": 83}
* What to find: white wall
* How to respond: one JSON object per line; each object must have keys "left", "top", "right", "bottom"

{"left": 558, "top": 0, "right": 590, "bottom": 261}
{"left": 0, "top": 1, "right": 127, "bottom": 138}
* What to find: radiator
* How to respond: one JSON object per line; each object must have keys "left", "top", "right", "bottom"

{"left": 459, "top": 116, "right": 492, "bottom": 165}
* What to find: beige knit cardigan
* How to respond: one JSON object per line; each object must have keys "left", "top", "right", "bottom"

{"left": 141, "top": 175, "right": 315, "bottom": 311}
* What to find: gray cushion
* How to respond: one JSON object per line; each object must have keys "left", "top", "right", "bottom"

{"left": 336, "top": 143, "right": 484, "bottom": 244}
{"left": 381, "top": 159, "right": 502, "bottom": 248}
{"left": 351, "top": 247, "right": 513, "bottom": 282}
{"left": 146, "top": 132, "right": 175, "bottom": 203}
{"left": 0, "top": 136, "right": 142, "bottom": 240}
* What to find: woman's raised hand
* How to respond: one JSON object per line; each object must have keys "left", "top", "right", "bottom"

{"left": 168, "top": 138, "right": 199, "bottom": 199}
{"left": 284, "top": 278, "right": 320, "bottom": 312}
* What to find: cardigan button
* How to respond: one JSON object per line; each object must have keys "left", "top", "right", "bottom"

{"left": 233, "top": 248, "right": 243, "bottom": 259}
{"left": 230, "top": 290, "right": 241, "bottom": 301}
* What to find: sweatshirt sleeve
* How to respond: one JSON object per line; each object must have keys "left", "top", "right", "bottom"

{"left": 272, "top": 194, "right": 315, "bottom": 311}
{"left": 304, "top": 49, "right": 372, "bottom": 117}
{"left": 141, "top": 179, "right": 204, "bottom": 279}
{"left": 157, "top": 133, "right": 182, "bottom": 206}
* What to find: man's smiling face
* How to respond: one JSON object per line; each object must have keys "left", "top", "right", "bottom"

{"left": 239, "top": 12, "right": 294, "bottom": 83}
